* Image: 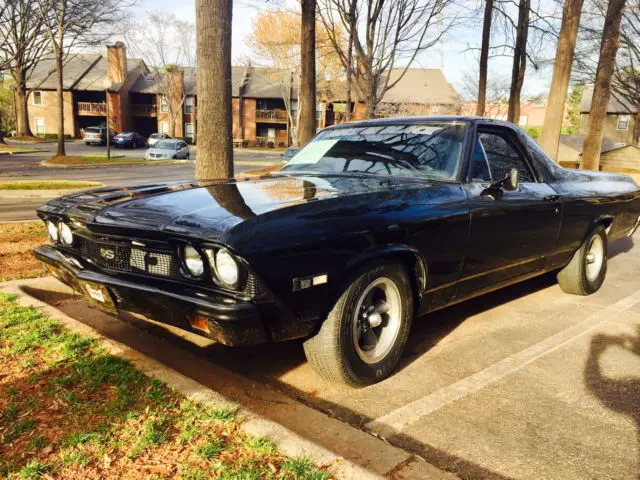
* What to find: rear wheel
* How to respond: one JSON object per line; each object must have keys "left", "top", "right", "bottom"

{"left": 303, "top": 263, "right": 414, "bottom": 386}
{"left": 557, "top": 225, "right": 607, "bottom": 295}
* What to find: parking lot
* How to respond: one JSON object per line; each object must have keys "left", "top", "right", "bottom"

{"left": 12, "top": 230, "right": 640, "bottom": 479}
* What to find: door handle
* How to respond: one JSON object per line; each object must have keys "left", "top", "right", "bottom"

{"left": 543, "top": 195, "right": 560, "bottom": 202}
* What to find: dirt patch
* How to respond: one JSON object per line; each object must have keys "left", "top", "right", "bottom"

{"left": 46, "top": 155, "right": 88, "bottom": 165}
{"left": 0, "top": 222, "right": 48, "bottom": 282}
{"left": 0, "top": 181, "right": 101, "bottom": 190}
{"left": 6, "top": 136, "right": 49, "bottom": 143}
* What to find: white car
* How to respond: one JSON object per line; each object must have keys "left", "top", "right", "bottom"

{"left": 147, "top": 133, "right": 169, "bottom": 147}
{"left": 144, "top": 139, "right": 190, "bottom": 160}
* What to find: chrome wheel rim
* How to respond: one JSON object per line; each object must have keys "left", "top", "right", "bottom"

{"left": 353, "top": 277, "right": 402, "bottom": 364}
{"left": 585, "top": 235, "right": 604, "bottom": 282}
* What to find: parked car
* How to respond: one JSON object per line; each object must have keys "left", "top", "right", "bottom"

{"left": 113, "top": 132, "right": 147, "bottom": 148}
{"left": 34, "top": 117, "right": 640, "bottom": 386}
{"left": 83, "top": 126, "right": 112, "bottom": 146}
{"left": 148, "top": 133, "right": 170, "bottom": 147}
{"left": 281, "top": 147, "right": 300, "bottom": 162}
{"left": 144, "top": 139, "right": 190, "bottom": 160}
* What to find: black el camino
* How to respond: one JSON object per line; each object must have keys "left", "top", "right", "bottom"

{"left": 35, "top": 117, "right": 640, "bottom": 386}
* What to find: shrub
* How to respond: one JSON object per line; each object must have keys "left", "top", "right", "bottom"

{"left": 523, "top": 126, "right": 542, "bottom": 139}
{"left": 267, "top": 141, "right": 275, "bottom": 148}
{"left": 40, "top": 133, "right": 73, "bottom": 140}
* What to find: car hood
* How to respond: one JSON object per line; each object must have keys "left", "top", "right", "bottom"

{"left": 145, "top": 148, "right": 174, "bottom": 155}
{"left": 38, "top": 174, "right": 428, "bottom": 240}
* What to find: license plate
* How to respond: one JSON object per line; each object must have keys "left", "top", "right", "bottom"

{"left": 86, "top": 284, "right": 105, "bottom": 302}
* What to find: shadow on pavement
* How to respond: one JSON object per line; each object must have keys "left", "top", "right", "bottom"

{"left": 584, "top": 326, "right": 640, "bottom": 480}
{"left": 18, "top": 237, "right": 634, "bottom": 479}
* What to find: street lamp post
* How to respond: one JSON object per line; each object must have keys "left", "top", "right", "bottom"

{"left": 105, "top": 80, "right": 111, "bottom": 160}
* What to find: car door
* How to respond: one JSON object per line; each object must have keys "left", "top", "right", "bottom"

{"left": 457, "top": 125, "right": 561, "bottom": 298}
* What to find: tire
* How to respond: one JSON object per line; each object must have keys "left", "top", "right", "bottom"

{"left": 303, "top": 263, "right": 414, "bottom": 386}
{"left": 186, "top": 153, "right": 190, "bottom": 160}
{"left": 557, "top": 225, "right": 607, "bottom": 295}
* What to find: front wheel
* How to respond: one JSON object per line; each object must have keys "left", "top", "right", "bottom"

{"left": 557, "top": 225, "right": 607, "bottom": 295}
{"left": 303, "top": 263, "right": 414, "bottom": 386}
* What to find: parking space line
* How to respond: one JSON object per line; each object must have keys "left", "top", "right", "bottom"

{"left": 367, "top": 290, "right": 640, "bottom": 435}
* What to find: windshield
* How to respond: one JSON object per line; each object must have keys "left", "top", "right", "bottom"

{"left": 155, "top": 141, "right": 176, "bottom": 150}
{"left": 281, "top": 122, "right": 467, "bottom": 180}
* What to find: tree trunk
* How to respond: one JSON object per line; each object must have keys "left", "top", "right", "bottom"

{"left": 581, "top": 0, "right": 626, "bottom": 171}
{"left": 477, "top": 0, "right": 493, "bottom": 117}
{"left": 507, "top": 0, "right": 529, "bottom": 124}
{"left": 55, "top": 50, "right": 66, "bottom": 156}
{"left": 538, "top": 0, "right": 584, "bottom": 160}
{"left": 345, "top": 0, "right": 356, "bottom": 122}
{"left": 299, "top": 0, "right": 317, "bottom": 146}
{"left": 364, "top": 67, "right": 376, "bottom": 119}
{"left": 14, "top": 78, "right": 32, "bottom": 137}
{"left": 195, "top": 0, "right": 233, "bottom": 180}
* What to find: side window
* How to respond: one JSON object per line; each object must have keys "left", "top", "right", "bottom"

{"left": 477, "top": 131, "right": 535, "bottom": 183}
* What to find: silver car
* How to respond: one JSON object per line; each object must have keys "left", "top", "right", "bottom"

{"left": 144, "top": 139, "right": 190, "bottom": 160}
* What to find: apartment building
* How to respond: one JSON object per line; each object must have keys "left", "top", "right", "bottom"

{"left": 25, "top": 42, "right": 461, "bottom": 147}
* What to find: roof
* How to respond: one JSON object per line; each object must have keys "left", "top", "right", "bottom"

{"left": 27, "top": 53, "right": 146, "bottom": 92}
{"left": 379, "top": 68, "right": 460, "bottom": 105}
{"left": 580, "top": 84, "right": 639, "bottom": 114}
{"left": 559, "top": 134, "right": 622, "bottom": 154}
{"left": 130, "top": 66, "right": 298, "bottom": 99}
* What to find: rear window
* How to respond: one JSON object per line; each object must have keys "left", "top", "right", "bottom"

{"left": 85, "top": 127, "right": 101, "bottom": 133}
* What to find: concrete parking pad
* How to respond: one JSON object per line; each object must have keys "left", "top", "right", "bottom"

{"left": 8, "top": 232, "right": 640, "bottom": 479}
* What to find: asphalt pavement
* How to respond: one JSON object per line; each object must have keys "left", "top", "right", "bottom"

{"left": 0, "top": 141, "right": 283, "bottom": 222}
{"left": 13, "top": 230, "right": 640, "bottom": 479}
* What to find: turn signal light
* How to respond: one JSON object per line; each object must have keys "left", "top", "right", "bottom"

{"left": 186, "top": 314, "right": 211, "bottom": 334}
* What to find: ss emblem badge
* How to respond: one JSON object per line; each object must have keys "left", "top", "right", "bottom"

{"left": 100, "top": 247, "right": 115, "bottom": 260}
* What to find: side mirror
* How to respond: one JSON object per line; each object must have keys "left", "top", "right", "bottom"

{"left": 504, "top": 168, "right": 519, "bottom": 191}
{"left": 490, "top": 168, "right": 519, "bottom": 191}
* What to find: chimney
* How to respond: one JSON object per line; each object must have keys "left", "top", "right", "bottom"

{"left": 106, "top": 41, "right": 127, "bottom": 86}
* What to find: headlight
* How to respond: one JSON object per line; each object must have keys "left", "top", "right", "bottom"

{"left": 59, "top": 223, "right": 74, "bottom": 245}
{"left": 183, "top": 245, "right": 204, "bottom": 277}
{"left": 46, "top": 221, "right": 59, "bottom": 242}
{"left": 214, "top": 249, "right": 239, "bottom": 287}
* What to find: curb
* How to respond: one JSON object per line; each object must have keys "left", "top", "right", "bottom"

{"left": 4, "top": 139, "right": 54, "bottom": 145}
{"left": 0, "top": 149, "right": 48, "bottom": 155}
{"left": 0, "top": 279, "right": 456, "bottom": 480}
{"left": 40, "top": 159, "right": 193, "bottom": 168}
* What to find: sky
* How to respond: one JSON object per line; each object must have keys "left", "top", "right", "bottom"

{"left": 129, "top": 0, "right": 554, "bottom": 100}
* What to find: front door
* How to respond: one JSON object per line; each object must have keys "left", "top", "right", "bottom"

{"left": 457, "top": 126, "right": 561, "bottom": 298}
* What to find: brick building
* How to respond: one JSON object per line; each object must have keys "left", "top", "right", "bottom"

{"left": 24, "top": 42, "right": 461, "bottom": 146}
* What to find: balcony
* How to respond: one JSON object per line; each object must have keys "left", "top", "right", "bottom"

{"left": 77, "top": 102, "right": 106, "bottom": 116}
{"left": 256, "top": 109, "right": 288, "bottom": 123}
{"left": 132, "top": 104, "right": 158, "bottom": 117}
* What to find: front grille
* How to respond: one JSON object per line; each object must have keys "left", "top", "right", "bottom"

{"left": 75, "top": 236, "right": 266, "bottom": 299}
{"left": 244, "top": 273, "right": 266, "bottom": 298}
{"left": 78, "top": 237, "right": 180, "bottom": 278}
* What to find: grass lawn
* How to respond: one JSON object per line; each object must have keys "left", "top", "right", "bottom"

{"left": 0, "top": 181, "right": 101, "bottom": 190}
{"left": 0, "top": 223, "right": 49, "bottom": 282}
{"left": 0, "top": 292, "right": 332, "bottom": 479}
{"left": 46, "top": 155, "right": 178, "bottom": 166}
